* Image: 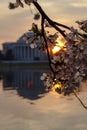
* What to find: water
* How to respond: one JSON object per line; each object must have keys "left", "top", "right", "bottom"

{"left": 0, "top": 69, "right": 47, "bottom": 100}
{"left": 0, "top": 69, "right": 87, "bottom": 130}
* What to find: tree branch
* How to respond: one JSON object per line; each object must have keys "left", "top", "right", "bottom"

{"left": 33, "top": 1, "right": 66, "bottom": 38}
{"left": 73, "top": 91, "right": 87, "bottom": 109}
{"left": 33, "top": 1, "right": 87, "bottom": 39}
{"left": 41, "top": 16, "right": 56, "bottom": 79}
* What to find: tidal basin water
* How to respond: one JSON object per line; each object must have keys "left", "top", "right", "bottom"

{"left": 0, "top": 69, "right": 87, "bottom": 130}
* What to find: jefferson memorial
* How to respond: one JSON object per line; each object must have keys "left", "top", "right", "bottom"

{"left": 2, "top": 33, "right": 48, "bottom": 62}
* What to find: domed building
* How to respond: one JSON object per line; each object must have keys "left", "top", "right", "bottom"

{"left": 2, "top": 33, "right": 48, "bottom": 62}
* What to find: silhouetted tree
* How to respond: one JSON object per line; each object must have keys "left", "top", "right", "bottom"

{"left": 0, "top": 51, "right": 4, "bottom": 60}
{"left": 9, "top": 0, "right": 87, "bottom": 109}
{"left": 4, "top": 49, "right": 14, "bottom": 60}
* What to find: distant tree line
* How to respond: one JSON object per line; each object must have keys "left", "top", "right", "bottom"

{"left": 0, "top": 49, "right": 14, "bottom": 61}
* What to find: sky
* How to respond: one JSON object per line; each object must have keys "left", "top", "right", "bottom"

{"left": 0, "top": 0, "right": 87, "bottom": 49}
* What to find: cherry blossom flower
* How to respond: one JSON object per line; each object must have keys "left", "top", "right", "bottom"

{"left": 30, "top": 43, "right": 37, "bottom": 48}
{"left": 76, "top": 20, "right": 87, "bottom": 32}
{"left": 34, "top": 13, "right": 40, "bottom": 20}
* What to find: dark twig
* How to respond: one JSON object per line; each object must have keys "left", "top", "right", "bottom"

{"left": 73, "top": 90, "right": 87, "bottom": 109}
{"left": 41, "top": 16, "right": 56, "bottom": 79}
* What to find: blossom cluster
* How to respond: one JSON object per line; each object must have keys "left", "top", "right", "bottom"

{"left": 9, "top": 0, "right": 37, "bottom": 9}
{"left": 23, "top": 23, "right": 46, "bottom": 51}
{"left": 23, "top": 20, "right": 87, "bottom": 95}
{"left": 76, "top": 20, "right": 87, "bottom": 33}
{"left": 9, "top": 0, "right": 87, "bottom": 96}
{"left": 40, "top": 23, "right": 87, "bottom": 95}
{"left": 23, "top": 23, "right": 59, "bottom": 52}
{"left": 40, "top": 73, "right": 53, "bottom": 88}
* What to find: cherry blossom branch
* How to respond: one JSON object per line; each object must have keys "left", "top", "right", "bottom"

{"left": 32, "top": 1, "right": 87, "bottom": 38}
{"left": 9, "top": 0, "right": 87, "bottom": 38}
{"left": 41, "top": 16, "right": 56, "bottom": 79}
{"left": 53, "top": 21, "right": 70, "bottom": 30}
{"left": 33, "top": 1, "right": 66, "bottom": 38}
{"left": 9, "top": 0, "right": 87, "bottom": 109}
{"left": 73, "top": 91, "right": 87, "bottom": 109}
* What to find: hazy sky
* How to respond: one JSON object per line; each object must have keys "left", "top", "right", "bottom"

{"left": 0, "top": 0, "right": 87, "bottom": 48}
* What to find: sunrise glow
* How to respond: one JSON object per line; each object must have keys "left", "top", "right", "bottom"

{"left": 52, "top": 82, "right": 62, "bottom": 92}
{"left": 52, "top": 46, "right": 61, "bottom": 55}
{"left": 52, "top": 39, "right": 65, "bottom": 55}
{"left": 54, "top": 83, "right": 62, "bottom": 89}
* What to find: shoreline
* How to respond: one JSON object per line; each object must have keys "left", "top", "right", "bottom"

{"left": 0, "top": 61, "right": 50, "bottom": 70}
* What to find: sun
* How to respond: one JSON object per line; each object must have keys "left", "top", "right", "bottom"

{"left": 52, "top": 38, "right": 65, "bottom": 55}
{"left": 52, "top": 46, "right": 61, "bottom": 55}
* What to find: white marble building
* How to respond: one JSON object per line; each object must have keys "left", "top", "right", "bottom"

{"left": 2, "top": 33, "right": 48, "bottom": 62}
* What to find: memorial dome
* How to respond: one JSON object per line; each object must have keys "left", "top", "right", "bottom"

{"left": 17, "top": 31, "right": 34, "bottom": 44}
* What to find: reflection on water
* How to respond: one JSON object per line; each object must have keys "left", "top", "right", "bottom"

{"left": 0, "top": 69, "right": 48, "bottom": 100}
{"left": 0, "top": 69, "right": 87, "bottom": 100}
{"left": 0, "top": 69, "right": 87, "bottom": 130}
